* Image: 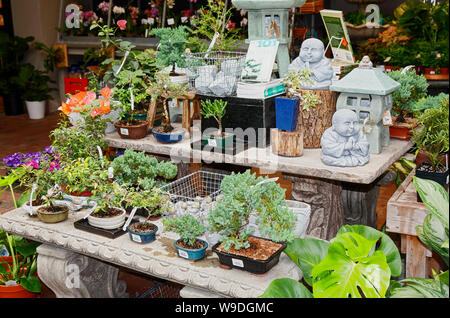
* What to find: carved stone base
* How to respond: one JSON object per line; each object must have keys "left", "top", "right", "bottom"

{"left": 37, "top": 244, "right": 129, "bottom": 298}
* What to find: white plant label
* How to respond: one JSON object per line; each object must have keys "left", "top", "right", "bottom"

{"left": 178, "top": 249, "right": 189, "bottom": 259}
{"left": 108, "top": 167, "right": 114, "bottom": 179}
{"left": 232, "top": 258, "right": 244, "bottom": 268}
{"left": 131, "top": 234, "right": 142, "bottom": 243}
{"left": 120, "top": 128, "right": 129, "bottom": 136}
{"left": 181, "top": 17, "right": 188, "bottom": 23}
{"left": 382, "top": 110, "right": 393, "bottom": 126}
{"left": 207, "top": 139, "right": 217, "bottom": 147}
{"left": 167, "top": 18, "right": 175, "bottom": 26}
{"left": 123, "top": 207, "right": 138, "bottom": 231}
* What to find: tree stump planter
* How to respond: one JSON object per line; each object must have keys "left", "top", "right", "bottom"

{"left": 294, "top": 89, "right": 337, "bottom": 148}
{"left": 271, "top": 129, "right": 304, "bottom": 157}
{"left": 212, "top": 236, "right": 287, "bottom": 275}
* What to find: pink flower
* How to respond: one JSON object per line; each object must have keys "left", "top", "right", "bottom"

{"left": 25, "top": 160, "right": 39, "bottom": 169}
{"left": 117, "top": 20, "right": 127, "bottom": 30}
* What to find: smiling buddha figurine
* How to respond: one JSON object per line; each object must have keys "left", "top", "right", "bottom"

{"left": 320, "top": 109, "right": 370, "bottom": 167}
{"left": 288, "top": 38, "right": 334, "bottom": 90}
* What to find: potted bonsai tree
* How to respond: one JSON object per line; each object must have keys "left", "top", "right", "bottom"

{"left": 200, "top": 99, "right": 234, "bottom": 149}
{"left": 150, "top": 26, "right": 190, "bottom": 84}
{"left": 387, "top": 69, "right": 428, "bottom": 140}
{"left": 411, "top": 95, "right": 449, "bottom": 202}
{"left": 208, "top": 170, "right": 296, "bottom": 275}
{"left": 162, "top": 214, "right": 208, "bottom": 261}
{"left": 146, "top": 72, "right": 188, "bottom": 143}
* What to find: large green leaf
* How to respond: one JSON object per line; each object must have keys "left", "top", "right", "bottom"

{"left": 337, "top": 225, "right": 402, "bottom": 277}
{"left": 259, "top": 278, "right": 313, "bottom": 298}
{"left": 19, "top": 276, "right": 41, "bottom": 293}
{"left": 389, "top": 277, "right": 449, "bottom": 298}
{"left": 416, "top": 214, "right": 449, "bottom": 265}
{"left": 311, "top": 232, "right": 391, "bottom": 298}
{"left": 283, "top": 238, "right": 330, "bottom": 286}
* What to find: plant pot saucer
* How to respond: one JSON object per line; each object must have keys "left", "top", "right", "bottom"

{"left": 74, "top": 215, "right": 139, "bottom": 239}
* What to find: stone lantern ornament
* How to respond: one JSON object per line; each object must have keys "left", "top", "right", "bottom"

{"left": 329, "top": 56, "right": 401, "bottom": 154}
{"left": 231, "top": 0, "right": 307, "bottom": 78}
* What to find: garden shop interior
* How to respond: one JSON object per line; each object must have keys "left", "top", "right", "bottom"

{"left": 0, "top": 0, "right": 449, "bottom": 301}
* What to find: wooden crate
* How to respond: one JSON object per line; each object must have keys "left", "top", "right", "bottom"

{"left": 299, "top": 0, "right": 324, "bottom": 14}
{"left": 386, "top": 170, "right": 433, "bottom": 278}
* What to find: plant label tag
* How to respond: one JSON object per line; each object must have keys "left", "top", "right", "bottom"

{"left": 178, "top": 249, "right": 189, "bottom": 259}
{"left": 108, "top": 167, "right": 114, "bottom": 178}
{"left": 120, "top": 128, "right": 129, "bottom": 136}
{"left": 207, "top": 139, "right": 217, "bottom": 147}
{"left": 181, "top": 17, "right": 188, "bottom": 23}
{"left": 0, "top": 245, "right": 9, "bottom": 257}
{"left": 383, "top": 110, "right": 393, "bottom": 126}
{"left": 131, "top": 234, "right": 141, "bottom": 243}
{"left": 167, "top": 18, "right": 175, "bottom": 26}
{"left": 430, "top": 70, "right": 436, "bottom": 75}
{"left": 149, "top": 18, "right": 155, "bottom": 25}
{"left": 232, "top": 258, "right": 244, "bottom": 268}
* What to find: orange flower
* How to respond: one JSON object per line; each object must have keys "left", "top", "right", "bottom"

{"left": 100, "top": 87, "right": 112, "bottom": 100}
{"left": 61, "top": 102, "right": 72, "bottom": 115}
{"left": 90, "top": 107, "right": 103, "bottom": 118}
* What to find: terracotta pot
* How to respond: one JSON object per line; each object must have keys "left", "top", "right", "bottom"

{"left": 114, "top": 120, "right": 149, "bottom": 139}
{"left": 0, "top": 284, "right": 38, "bottom": 298}
{"left": 389, "top": 126, "right": 412, "bottom": 140}
{"left": 440, "top": 67, "right": 449, "bottom": 75}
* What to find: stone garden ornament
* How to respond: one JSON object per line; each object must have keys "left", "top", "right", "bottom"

{"left": 288, "top": 38, "right": 334, "bottom": 90}
{"left": 320, "top": 109, "right": 370, "bottom": 167}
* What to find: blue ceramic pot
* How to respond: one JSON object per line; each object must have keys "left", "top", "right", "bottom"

{"left": 275, "top": 97, "right": 300, "bottom": 131}
{"left": 174, "top": 239, "right": 208, "bottom": 260}
{"left": 152, "top": 129, "right": 185, "bottom": 143}
{"left": 127, "top": 222, "right": 158, "bottom": 244}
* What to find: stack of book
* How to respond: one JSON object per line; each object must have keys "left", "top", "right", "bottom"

{"left": 236, "top": 79, "right": 286, "bottom": 99}
{"left": 331, "top": 60, "right": 358, "bottom": 82}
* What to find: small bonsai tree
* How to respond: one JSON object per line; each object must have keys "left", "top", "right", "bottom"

{"left": 123, "top": 187, "right": 170, "bottom": 218}
{"left": 150, "top": 26, "right": 189, "bottom": 75}
{"left": 200, "top": 99, "right": 228, "bottom": 138}
{"left": 282, "top": 69, "right": 321, "bottom": 111}
{"left": 411, "top": 95, "right": 449, "bottom": 171}
{"left": 207, "top": 170, "right": 296, "bottom": 251}
{"left": 162, "top": 214, "right": 206, "bottom": 248}
{"left": 387, "top": 69, "right": 429, "bottom": 122}
{"left": 111, "top": 149, "right": 178, "bottom": 190}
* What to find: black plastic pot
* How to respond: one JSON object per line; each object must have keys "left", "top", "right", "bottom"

{"left": 212, "top": 237, "right": 287, "bottom": 275}
{"left": 3, "top": 92, "right": 25, "bottom": 116}
{"left": 415, "top": 163, "right": 449, "bottom": 202}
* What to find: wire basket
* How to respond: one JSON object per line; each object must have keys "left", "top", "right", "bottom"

{"left": 159, "top": 170, "right": 228, "bottom": 204}
{"left": 183, "top": 51, "right": 246, "bottom": 97}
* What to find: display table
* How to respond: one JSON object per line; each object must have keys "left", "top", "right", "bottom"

{"left": 104, "top": 123, "right": 414, "bottom": 239}
{"left": 0, "top": 207, "right": 301, "bottom": 298}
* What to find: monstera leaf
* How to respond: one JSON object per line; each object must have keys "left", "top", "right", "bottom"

{"left": 259, "top": 278, "right": 313, "bottom": 298}
{"left": 389, "top": 277, "right": 449, "bottom": 298}
{"left": 311, "top": 232, "right": 391, "bottom": 298}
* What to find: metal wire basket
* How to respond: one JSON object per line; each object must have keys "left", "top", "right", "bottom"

{"left": 183, "top": 51, "right": 246, "bottom": 97}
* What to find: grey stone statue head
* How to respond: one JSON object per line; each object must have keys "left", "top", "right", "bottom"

{"left": 332, "top": 109, "right": 360, "bottom": 137}
{"left": 299, "top": 38, "right": 325, "bottom": 64}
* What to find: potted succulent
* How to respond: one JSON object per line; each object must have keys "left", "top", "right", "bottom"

{"left": 0, "top": 232, "right": 41, "bottom": 298}
{"left": 200, "top": 99, "right": 234, "bottom": 148}
{"left": 208, "top": 170, "right": 296, "bottom": 275}
{"left": 387, "top": 69, "right": 428, "bottom": 140}
{"left": 162, "top": 214, "right": 208, "bottom": 261}
{"left": 146, "top": 72, "right": 188, "bottom": 143}
{"left": 111, "top": 149, "right": 178, "bottom": 193}
{"left": 411, "top": 95, "right": 449, "bottom": 202}
{"left": 150, "top": 26, "right": 190, "bottom": 84}
{"left": 125, "top": 188, "right": 169, "bottom": 244}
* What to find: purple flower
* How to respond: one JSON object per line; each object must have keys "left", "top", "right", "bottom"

{"left": 44, "top": 146, "right": 55, "bottom": 154}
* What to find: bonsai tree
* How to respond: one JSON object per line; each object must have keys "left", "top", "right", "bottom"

{"left": 123, "top": 187, "right": 170, "bottom": 219}
{"left": 111, "top": 149, "right": 178, "bottom": 190}
{"left": 282, "top": 70, "right": 320, "bottom": 111}
{"left": 387, "top": 70, "right": 428, "bottom": 123}
{"left": 90, "top": 181, "right": 126, "bottom": 216}
{"left": 162, "top": 214, "right": 206, "bottom": 248}
{"left": 207, "top": 170, "right": 296, "bottom": 251}
{"left": 200, "top": 99, "right": 228, "bottom": 138}
{"left": 150, "top": 26, "right": 189, "bottom": 75}
{"left": 411, "top": 95, "right": 449, "bottom": 171}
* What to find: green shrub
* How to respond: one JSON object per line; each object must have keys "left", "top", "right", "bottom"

{"left": 162, "top": 214, "right": 206, "bottom": 247}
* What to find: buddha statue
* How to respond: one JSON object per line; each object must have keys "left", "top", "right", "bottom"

{"left": 320, "top": 109, "right": 370, "bottom": 167}
{"left": 288, "top": 38, "right": 334, "bottom": 90}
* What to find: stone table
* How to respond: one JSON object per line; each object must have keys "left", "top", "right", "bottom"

{"left": 105, "top": 123, "right": 413, "bottom": 240}
{"left": 0, "top": 207, "right": 301, "bottom": 298}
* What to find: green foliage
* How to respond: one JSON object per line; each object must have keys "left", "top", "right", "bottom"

{"left": 412, "top": 93, "right": 449, "bottom": 113}
{"left": 411, "top": 96, "right": 449, "bottom": 170}
{"left": 207, "top": 170, "right": 296, "bottom": 251}
{"left": 200, "top": 99, "right": 228, "bottom": 136}
{"left": 111, "top": 149, "right": 177, "bottom": 191}
{"left": 391, "top": 157, "right": 416, "bottom": 188}
{"left": 91, "top": 181, "right": 126, "bottom": 215}
{"left": 150, "top": 26, "right": 189, "bottom": 72}
{"left": 282, "top": 69, "right": 314, "bottom": 91}
{"left": 162, "top": 214, "right": 206, "bottom": 247}
{"left": 10, "top": 63, "right": 55, "bottom": 101}
{"left": 259, "top": 278, "right": 313, "bottom": 298}
{"left": 387, "top": 70, "right": 428, "bottom": 117}
{"left": 389, "top": 277, "right": 449, "bottom": 298}
{"left": 123, "top": 187, "right": 170, "bottom": 219}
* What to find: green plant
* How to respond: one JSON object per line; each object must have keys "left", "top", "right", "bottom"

{"left": 411, "top": 95, "right": 449, "bottom": 170}
{"left": 0, "top": 233, "right": 41, "bottom": 293}
{"left": 260, "top": 224, "right": 402, "bottom": 298}
{"left": 0, "top": 167, "right": 25, "bottom": 209}
{"left": 390, "top": 157, "right": 416, "bottom": 188}
{"left": 207, "top": 170, "right": 296, "bottom": 251}
{"left": 123, "top": 187, "right": 169, "bottom": 219}
{"left": 412, "top": 93, "right": 449, "bottom": 113}
{"left": 282, "top": 70, "right": 320, "bottom": 111}
{"left": 10, "top": 63, "right": 56, "bottom": 101}
{"left": 200, "top": 99, "right": 228, "bottom": 137}
{"left": 111, "top": 149, "right": 177, "bottom": 191}
{"left": 150, "top": 26, "right": 189, "bottom": 74}
{"left": 90, "top": 181, "right": 126, "bottom": 215}
{"left": 162, "top": 214, "right": 206, "bottom": 247}
{"left": 387, "top": 70, "right": 428, "bottom": 122}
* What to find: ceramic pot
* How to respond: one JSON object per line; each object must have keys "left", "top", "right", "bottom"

{"left": 36, "top": 205, "right": 69, "bottom": 223}
{"left": 275, "top": 97, "right": 300, "bottom": 131}
{"left": 202, "top": 132, "right": 234, "bottom": 149}
{"left": 174, "top": 239, "right": 208, "bottom": 260}
{"left": 127, "top": 222, "right": 158, "bottom": 244}
{"left": 152, "top": 128, "right": 185, "bottom": 143}
{"left": 87, "top": 208, "right": 126, "bottom": 230}
{"left": 169, "top": 73, "right": 189, "bottom": 85}
{"left": 389, "top": 126, "right": 412, "bottom": 140}
{"left": 25, "top": 101, "right": 46, "bottom": 120}
{"left": 0, "top": 283, "right": 38, "bottom": 298}
{"left": 114, "top": 120, "right": 149, "bottom": 139}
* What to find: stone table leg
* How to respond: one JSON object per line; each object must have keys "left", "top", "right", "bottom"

{"left": 37, "top": 244, "right": 129, "bottom": 298}
{"left": 341, "top": 170, "right": 396, "bottom": 228}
